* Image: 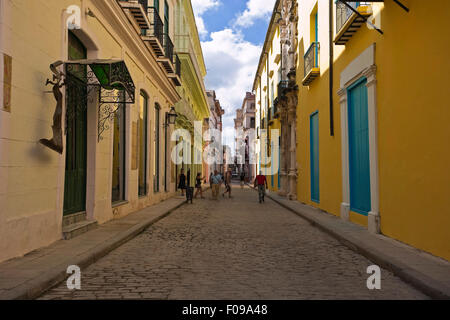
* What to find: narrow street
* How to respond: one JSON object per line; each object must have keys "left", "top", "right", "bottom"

{"left": 39, "top": 184, "right": 427, "bottom": 300}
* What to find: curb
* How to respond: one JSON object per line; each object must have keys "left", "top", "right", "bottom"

{"left": 253, "top": 187, "right": 449, "bottom": 300}
{"left": 2, "top": 200, "right": 185, "bottom": 300}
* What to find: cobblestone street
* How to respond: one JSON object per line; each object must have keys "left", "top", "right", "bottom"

{"left": 39, "top": 185, "right": 427, "bottom": 300}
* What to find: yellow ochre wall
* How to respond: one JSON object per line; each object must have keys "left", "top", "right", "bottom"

{"left": 296, "top": 0, "right": 450, "bottom": 260}
{"left": 0, "top": 0, "right": 179, "bottom": 263}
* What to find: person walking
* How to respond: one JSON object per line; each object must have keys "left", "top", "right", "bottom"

{"left": 240, "top": 171, "right": 245, "bottom": 189}
{"left": 222, "top": 169, "right": 232, "bottom": 198}
{"left": 210, "top": 170, "right": 222, "bottom": 200}
{"left": 254, "top": 171, "right": 268, "bottom": 203}
{"left": 178, "top": 169, "right": 186, "bottom": 196}
{"left": 209, "top": 172, "right": 213, "bottom": 190}
{"left": 194, "top": 173, "right": 206, "bottom": 199}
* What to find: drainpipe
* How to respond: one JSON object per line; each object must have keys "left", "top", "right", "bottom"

{"left": 266, "top": 53, "right": 270, "bottom": 154}
{"left": 329, "top": 0, "right": 335, "bottom": 136}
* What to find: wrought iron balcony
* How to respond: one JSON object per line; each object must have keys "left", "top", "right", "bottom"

{"left": 277, "top": 80, "right": 289, "bottom": 97}
{"left": 142, "top": 7, "right": 164, "bottom": 56}
{"left": 168, "top": 54, "right": 181, "bottom": 86}
{"left": 138, "top": 0, "right": 148, "bottom": 11}
{"left": 119, "top": 0, "right": 151, "bottom": 30}
{"left": 302, "top": 42, "right": 320, "bottom": 86}
{"left": 157, "top": 33, "right": 175, "bottom": 74}
{"left": 335, "top": 1, "right": 373, "bottom": 45}
{"left": 273, "top": 98, "right": 279, "bottom": 118}
{"left": 163, "top": 33, "right": 174, "bottom": 62}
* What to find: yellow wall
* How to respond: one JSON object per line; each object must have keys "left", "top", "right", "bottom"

{"left": 296, "top": 0, "right": 450, "bottom": 260}
{"left": 0, "top": 0, "right": 180, "bottom": 262}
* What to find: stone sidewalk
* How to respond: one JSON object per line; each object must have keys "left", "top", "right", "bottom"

{"left": 263, "top": 189, "right": 450, "bottom": 299}
{"left": 0, "top": 197, "right": 186, "bottom": 300}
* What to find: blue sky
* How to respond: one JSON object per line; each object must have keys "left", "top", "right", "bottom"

{"left": 191, "top": 0, "right": 276, "bottom": 147}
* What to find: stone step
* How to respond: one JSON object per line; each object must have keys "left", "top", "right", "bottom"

{"left": 62, "top": 220, "right": 98, "bottom": 240}
{"left": 62, "top": 212, "right": 87, "bottom": 228}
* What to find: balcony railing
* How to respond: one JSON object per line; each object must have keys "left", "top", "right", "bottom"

{"left": 337, "top": 2, "right": 373, "bottom": 32}
{"left": 174, "top": 54, "right": 181, "bottom": 77}
{"left": 278, "top": 80, "right": 289, "bottom": 97}
{"left": 162, "top": 33, "right": 174, "bottom": 62}
{"left": 304, "top": 42, "right": 319, "bottom": 77}
{"left": 302, "top": 42, "right": 320, "bottom": 86}
{"left": 335, "top": 2, "right": 372, "bottom": 45}
{"left": 336, "top": 1, "right": 360, "bottom": 32}
{"left": 147, "top": 7, "right": 164, "bottom": 45}
{"left": 138, "top": 0, "right": 148, "bottom": 11}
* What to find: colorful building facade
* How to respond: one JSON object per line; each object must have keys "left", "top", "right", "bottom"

{"left": 253, "top": 4, "right": 283, "bottom": 192}
{"left": 173, "top": 0, "right": 209, "bottom": 188}
{"left": 0, "top": 0, "right": 196, "bottom": 263}
{"left": 255, "top": 0, "right": 450, "bottom": 261}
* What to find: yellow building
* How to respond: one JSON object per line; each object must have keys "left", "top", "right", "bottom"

{"left": 294, "top": 0, "right": 450, "bottom": 260}
{"left": 0, "top": 0, "right": 195, "bottom": 263}
{"left": 173, "top": 0, "right": 210, "bottom": 188}
{"left": 253, "top": 3, "right": 284, "bottom": 192}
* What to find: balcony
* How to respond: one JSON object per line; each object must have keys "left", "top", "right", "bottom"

{"left": 119, "top": 0, "right": 151, "bottom": 30}
{"left": 278, "top": 80, "right": 289, "bottom": 97}
{"left": 334, "top": 2, "right": 373, "bottom": 45}
{"left": 302, "top": 42, "right": 320, "bottom": 86}
{"left": 157, "top": 33, "right": 175, "bottom": 74}
{"left": 141, "top": 7, "right": 164, "bottom": 57}
{"left": 168, "top": 54, "right": 182, "bottom": 86}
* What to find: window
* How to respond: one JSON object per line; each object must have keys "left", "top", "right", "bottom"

{"left": 271, "top": 82, "right": 274, "bottom": 107}
{"left": 164, "top": 1, "right": 169, "bottom": 35}
{"left": 250, "top": 117, "right": 255, "bottom": 129}
{"left": 112, "top": 103, "right": 126, "bottom": 203}
{"left": 138, "top": 92, "right": 148, "bottom": 197}
{"left": 154, "top": 104, "right": 161, "bottom": 193}
{"left": 154, "top": 0, "right": 159, "bottom": 12}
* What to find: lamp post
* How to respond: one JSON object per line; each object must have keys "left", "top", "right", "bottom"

{"left": 164, "top": 106, "right": 177, "bottom": 192}
{"left": 165, "top": 106, "right": 178, "bottom": 127}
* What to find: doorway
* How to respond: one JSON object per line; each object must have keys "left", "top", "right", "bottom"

{"left": 348, "top": 78, "right": 371, "bottom": 215}
{"left": 63, "top": 31, "right": 87, "bottom": 216}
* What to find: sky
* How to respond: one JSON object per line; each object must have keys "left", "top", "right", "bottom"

{"left": 191, "top": 0, "right": 277, "bottom": 148}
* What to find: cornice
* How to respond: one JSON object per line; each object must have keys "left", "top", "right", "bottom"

{"left": 92, "top": 0, "right": 180, "bottom": 104}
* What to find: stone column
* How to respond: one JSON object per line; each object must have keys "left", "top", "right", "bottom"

{"left": 278, "top": 107, "right": 289, "bottom": 196}
{"left": 287, "top": 102, "right": 297, "bottom": 200}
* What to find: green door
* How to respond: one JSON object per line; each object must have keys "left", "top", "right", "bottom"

{"left": 64, "top": 32, "right": 87, "bottom": 216}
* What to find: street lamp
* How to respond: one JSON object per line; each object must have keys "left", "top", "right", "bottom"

{"left": 165, "top": 106, "right": 178, "bottom": 127}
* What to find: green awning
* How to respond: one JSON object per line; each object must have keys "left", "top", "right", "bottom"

{"left": 65, "top": 59, "right": 136, "bottom": 104}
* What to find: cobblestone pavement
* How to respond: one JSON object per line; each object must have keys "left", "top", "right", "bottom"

{"left": 39, "top": 185, "right": 428, "bottom": 300}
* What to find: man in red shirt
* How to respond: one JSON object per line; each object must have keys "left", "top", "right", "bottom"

{"left": 254, "top": 171, "right": 268, "bottom": 203}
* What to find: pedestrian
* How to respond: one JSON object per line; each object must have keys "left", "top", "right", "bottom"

{"left": 240, "top": 171, "right": 245, "bottom": 189}
{"left": 222, "top": 169, "right": 232, "bottom": 198}
{"left": 209, "top": 172, "right": 213, "bottom": 190}
{"left": 254, "top": 171, "right": 268, "bottom": 203}
{"left": 194, "top": 173, "right": 206, "bottom": 199}
{"left": 178, "top": 169, "right": 186, "bottom": 196}
{"left": 210, "top": 170, "right": 222, "bottom": 200}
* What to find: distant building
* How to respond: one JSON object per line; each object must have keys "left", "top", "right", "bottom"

{"left": 205, "top": 90, "right": 225, "bottom": 179}
{"left": 234, "top": 92, "right": 256, "bottom": 182}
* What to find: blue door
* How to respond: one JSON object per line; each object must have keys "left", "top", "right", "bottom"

{"left": 348, "top": 78, "right": 371, "bottom": 215}
{"left": 310, "top": 112, "right": 320, "bottom": 203}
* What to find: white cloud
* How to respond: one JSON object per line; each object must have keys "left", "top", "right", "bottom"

{"left": 234, "top": 0, "right": 276, "bottom": 28}
{"left": 201, "top": 29, "right": 261, "bottom": 147}
{"left": 191, "top": 0, "right": 221, "bottom": 37}
{"left": 191, "top": 0, "right": 220, "bottom": 15}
